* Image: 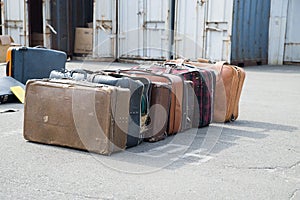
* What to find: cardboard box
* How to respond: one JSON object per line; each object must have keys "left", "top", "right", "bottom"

{"left": 74, "top": 28, "right": 93, "bottom": 54}
{"left": 0, "top": 35, "right": 20, "bottom": 63}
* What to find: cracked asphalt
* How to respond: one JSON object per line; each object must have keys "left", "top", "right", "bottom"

{"left": 0, "top": 61, "right": 299, "bottom": 199}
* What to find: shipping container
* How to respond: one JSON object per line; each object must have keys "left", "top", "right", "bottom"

{"left": 173, "top": 0, "right": 207, "bottom": 60}
{"left": 283, "top": 0, "right": 300, "bottom": 63}
{"left": 1, "top": 0, "right": 28, "bottom": 45}
{"left": 268, "top": 0, "right": 300, "bottom": 65}
{"left": 118, "top": 0, "right": 171, "bottom": 60}
{"left": 93, "top": 0, "right": 116, "bottom": 59}
{"left": 231, "top": 0, "right": 271, "bottom": 66}
{"left": 50, "top": 0, "right": 93, "bottom": 56}
{"left": 1, "top": 0, "right": 280, "bottom": 64}
{"left": 1, "top": 0, "right": 93, "bottom": 56}
{"left": 174, "top": 0, "right": 271, "bottom": 66}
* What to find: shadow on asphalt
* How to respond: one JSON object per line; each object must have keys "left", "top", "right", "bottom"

{"left": 24, "top": 119, "right": 298, "bottom": 172}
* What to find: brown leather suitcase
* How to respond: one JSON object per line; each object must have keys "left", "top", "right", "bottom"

{"left": 23, "top": 79, "right": 130, "bottom": 155}
{"left": 144, "top": 82, "right": 171, "bottom": 142}
{"left": 120, "top": 70, "right": 183, "bottom": 135}
{"left": 148, "top": 63, "right": 215, "bottom": 128}
{"left": 186, "top": 59, "right": 246, "bottom": 122}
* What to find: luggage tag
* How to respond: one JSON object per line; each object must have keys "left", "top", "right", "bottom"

{"left": 10, "top": 86, "right": 25, "bottom": 104}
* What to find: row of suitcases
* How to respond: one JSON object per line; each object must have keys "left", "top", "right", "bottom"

{"left": 24, "top": 60, "right": 245, "bottom": 155}
{"left": 4, "top": 47, "right": 246, "bottom": 155}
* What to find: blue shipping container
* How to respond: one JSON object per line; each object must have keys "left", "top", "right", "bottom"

{"left": 231, "top": 0, "right": 271, "bottom": 66}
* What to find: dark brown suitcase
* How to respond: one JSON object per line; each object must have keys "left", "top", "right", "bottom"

{"left": 23, "top": 79, "right": 130, "bottom": 155}
{"left": 147, "top": 63, "right": 215, "bottom": 128}
{"left": 144, "top": 82, "right": 171, "bottom": 142}
{"left": 120, "top": 70, "right": 183, "bottom": 135}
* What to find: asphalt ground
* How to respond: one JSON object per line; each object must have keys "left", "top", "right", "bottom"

{"left": 0, "top": 61, "right": 299, "bottom": 199}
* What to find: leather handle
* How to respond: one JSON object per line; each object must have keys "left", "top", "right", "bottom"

{"left": 70, "top": 69, "right": 88, "bottom": 79}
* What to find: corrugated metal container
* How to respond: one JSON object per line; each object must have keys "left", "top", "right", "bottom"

{"left": 268, "top": 0, "right": 300, "bottom": 65}
{"left": 174, "top": 0, "right": 206, "bottom": 60}
{"left": 1, "top": 0, "right": 275, "bottom": 64}
{"left": 118, "top": 0, "right": 171, "bottom": 60}
{"left": 174, "top": 0, "right": 271, "bottom": 65}
{"left": 205, "top": 0, "right": 234, "bottom": 62}
{"left": 50, "top": 0, "right": 71, "bottom": 54}
{"left": 231, "top": 0, "right": 271, "bottom": 66}
{"left": 174, "top": 0, "right": 233, "bottom": 62}
{"left": 284, "top": 0, "right": 300, "bottom": 63}
{"left": 93, "top": 0, "right": 116, "bottom": 58}
{"left": 1, "top": 0, "right": 28, "bottom": 45}
{"left": 51, "top": 0, "right": 93, "bottom": 55}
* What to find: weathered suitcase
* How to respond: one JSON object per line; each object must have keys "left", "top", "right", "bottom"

{"left": 149, "top": 64, "right": 216, "bottom": 128}
{"left": 6, "top": 47, "right": 67, "bottom": 84}
{"left": 144, "top": 82, "right": 171, "bottom": 142}
{"left": 87, "top": 73, "right": 144, "bottom": 148}
{"left": 119, "top": 70, "right": 172, "bottom": 142}
{"left": 50, "top": 69, "right": 144, "bottom": 148}
{"left": 0, "top": 76, "right": 25, "bottom": 104}
{"left": 23, "top": 79, "right": 130, "bottom": 155}
{"left": 185, "top": 59, "right": 246, "bottom": 122}
{"left": 120, "top": 70, "right": 183, "bottom": 135}
{"left": 111, "top": 74, "right": 152, "bottom": 135}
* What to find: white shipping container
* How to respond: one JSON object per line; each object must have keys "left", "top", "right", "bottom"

{"left": 42, "top": 0, "right": 51, "bottom": 48}
{"left": 118, "top": 0, "right": 171, "bottom": 60}
{"left": 174, "top": 0, "right": 206, "bottom": 60}
{"left": 93, "top": 0, "right": 117, "bottom": 58}
{"left": 269, "top": 0, "right": 300, "bottom": 64}
{"left": 284, "top": 0, "right": 300, "bottom": 63}
{"left": 174, "top": 0, "right": 234, "bottom": 62}
{"left": 1, "top": 0, "right": 28, "bottom": 45}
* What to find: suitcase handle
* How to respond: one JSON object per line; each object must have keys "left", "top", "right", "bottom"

{"left": 88, "top": 71, "right": 111, "bottom": 82}
{"left": 34, "top": 45, "right": 47, "bottom": 49}
{"left": 70, "top": 69, "right": 90, "bottom": 79}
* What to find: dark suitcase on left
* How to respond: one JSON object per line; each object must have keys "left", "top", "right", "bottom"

{"left": 6, "top": 47, "right": 67, "bottom": 84}
{"left": 0, "top": 76, "right": 25, "bottom": 104}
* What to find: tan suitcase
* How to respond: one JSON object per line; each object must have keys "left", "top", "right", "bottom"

{"left": 187, "top": 59, "right": 246, "bottom": 122}
{"left": 23, "top": 79, "right": 130, "bottom": 155}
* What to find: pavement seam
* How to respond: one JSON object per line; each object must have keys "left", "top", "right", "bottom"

{"left": 289, "top": 189, "right": 300, "bottom": 200}
{"left": 36, "top": 188, "right": 102, "bottom": 199}
{"left": 225, "top": 160, "right": 300, "bottom": 171}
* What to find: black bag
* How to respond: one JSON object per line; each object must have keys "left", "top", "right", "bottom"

{"left": 0, "top": 77, "right": 25, "bottom": 104}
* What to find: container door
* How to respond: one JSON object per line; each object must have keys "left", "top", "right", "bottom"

{"left": 231, "top": 0, "right": 271, "bottom": 66}
{"left": 205, "top": 0, "right": 233, "bottom": 62}
{"left": 144, "top": 0, "right": 170, "bottom": 60}
{"left": 174, "top": 0, "right": 206, "bottom": 60}
{"left": 284, "top": 0, "right": 300, "bottom": 62}
{"left": 93, "top": 0, "right": 116, "bottom": 58}
{"left": 42, "top": 0, "right": 51, "bottom": 48}
{"left": 118, "top": 0, "right": 170, "bottom": 60}
{"left": 1, "top": 0, "right": 28, "bottom": 45}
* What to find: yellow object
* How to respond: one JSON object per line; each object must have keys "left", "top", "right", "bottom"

{"left": 10, "top": 86, "right": 25, "bottom": 104}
